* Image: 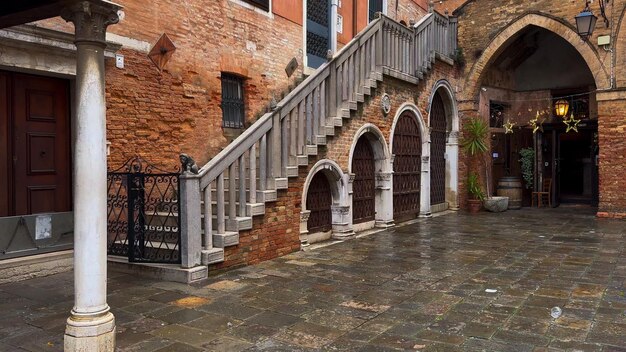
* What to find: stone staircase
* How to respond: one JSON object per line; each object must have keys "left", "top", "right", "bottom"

{"left": 178, "top": 12, "right": 458, "bottom": 270}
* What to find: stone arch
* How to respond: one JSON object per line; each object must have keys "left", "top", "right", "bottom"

{"left": 300, "top": 159, "right": 352, "bottom": 243}
{"left": 348, "top": 124, "right": 394, "bottom": 229}
{"left": 389, "top": 103, "right": 431, "bottom": 217}
{"left": 462, "top": 12, "right": 610, "bottom": 102}
{"left": 427, "top": 80, "right": 460, "bottom": 210}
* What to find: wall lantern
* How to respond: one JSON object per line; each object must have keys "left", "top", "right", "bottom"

{"left": 575, "top": 2, "right": 598, "bottom": 38}
{"left": 554, "top": 99, "right": 569, "bottom": 118}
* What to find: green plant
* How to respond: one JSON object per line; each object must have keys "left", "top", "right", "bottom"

{"left": 519, "top": 147, "right": 535, "bottom": 189}
{"left": 467, "top": 172, "right": 485, "bottom": 201}
{"left": 453, "top": 47, "right": 466, "bottom": 67}
{"left": 461, "top": 118, "right": 489, "bottom": 156}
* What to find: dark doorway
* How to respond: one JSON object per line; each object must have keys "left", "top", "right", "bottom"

{"left": 430, "top": 92, "right": 447, "bottom": 206}
{"left": 0, "top": 71, "right": 71, "bottom": 217}
{"left": 352, "top": 137, "right": 375, "bottom": 224}
{"left": 393, "top": 112, "right": 421, "bottom": 221}
{"left": 306, "top": 172, "right": 333, "bottom": 233}
{"left": 306, "top": 0, "right": 330, "bottom": 69}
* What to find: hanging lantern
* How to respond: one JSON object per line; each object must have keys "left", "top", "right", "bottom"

{"left": 554, "top": 99, "right": 569, "bottom": 118}
{"left": 575, "top": 2, "right": 598, "bottom": 38}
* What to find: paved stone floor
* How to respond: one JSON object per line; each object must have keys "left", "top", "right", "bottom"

{"left": 1, "top": 207, "right": 626, "bottom": 351}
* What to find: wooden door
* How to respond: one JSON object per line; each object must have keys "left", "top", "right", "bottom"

{"left": 0, "top": 73, "right": 9, "bottom": 216}
{"left": 306, "top": 172, "right": 333, "bottom": 233}
{"left": 392, "top": 113, "right": 421, "bottom": 221}
{"left": 430, "top": 93, "right": 447, "bottom": 205}
{"left": 10, "top": 72, "right": 71, "bottom": 215}
{"left": 352, "top": 137, "right": 375, "bottom": 224}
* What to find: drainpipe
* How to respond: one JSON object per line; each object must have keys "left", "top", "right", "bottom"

{"left": 330, "top": 0, "right": 338, "bottom": 56}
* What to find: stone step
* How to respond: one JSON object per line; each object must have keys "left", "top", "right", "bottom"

{"left": 332, "top": 117, "right": 343, "bottom": 127}
{"left": 297, "top": 155, "right": 309, "bottom": 166}
{"left": 362, "top": 85, "right": 371, "bottom": 96}
{"left": 355, "top": 93, "right": 364, "bottom": 103}
{"left": 201, "top": 247, "right": 225, "bottom": 265}
{"left": 306, "top": 145, "right": 317, "bottom": 156}
{"left": 257, "top": 190, "right": 277, "bottom": 203}
{"left": 341, "top": 109, "right": 351, "bottom": 119}
{"left": 346, "top": 101, "right": 358, "bottom": 111}
{"left": 213, "top": 231, "right": 239, "bottom": 248}
{"left": 247, "top": 202, "right": 265, "bottom": 216}
{"left": 226, "top": 216, "right": 252, "bottom": 232}
{"left": 316, "top": 135, "right": 326, "bottom": 145}
{"left": 366, "top": 78, "right": 377, "bottom": 89}
{"left": 275, "top": 177, "right": 288, "bottom": 190}
{"left": 286, "top": 166, "right": 299, "bottom": 177}
{"left": 324, "top": 125, "right": 335, "bottom": 136}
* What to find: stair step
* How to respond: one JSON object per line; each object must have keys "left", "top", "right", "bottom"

{"left": 347, "top": 101, "right": 358, "bottom": 111}
{"left": 297, "top": 155, "right": 309, "bottom": 166}
{"left": 306, "top": 145, "right": 318, "bottom": 156}
{"left": 366, "top": 78, "right": 377, "bottom": 89}
{"left": 275, "top": 178, "right": 288, "bottom": 190}
{"left": 332, "top": 117, "right": 343, "bottom": 127}
{"left": 316, "top": 135, "right": 326, "bottom": 145}
{"left": 213, "top": 231, "right": 239, "bottom": 248}
{"left": 362, "top": 86, "right": 371, "bottom": 96}
{"left": 202, "top": 247, "right": 224, "bottom": 265}
{"left": 226, "top": 216, "right": 253, "bottom": 232}
{"left": 341, "top": 109, "right": 350, "bottom": 119}
{"left": 247, "top": 202, "right": 265, "bottom": 216}
{"left": 257, "top": 190, "right": 277, "bottom": 202}
{"left": 374, "top": 71, "right": 383, "bottom": 81}
{"left": 324, "top": 125, "right": 335, "bottom": 136}
{"left": 286, "top": 166, "right": 299, "bottom": 177}
{"left": 355, "top": 93, "right": 364, "bottom": 103}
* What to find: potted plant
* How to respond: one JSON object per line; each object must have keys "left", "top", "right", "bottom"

{"left": 462, "top": 117, "right": 509, "bottom": 213}
{"left": 467, "top": 172, "right": 484, "bottom": 213}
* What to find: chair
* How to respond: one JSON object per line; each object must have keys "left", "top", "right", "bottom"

{"left": 532, "top": 178, "right": 552, "bottom": 207}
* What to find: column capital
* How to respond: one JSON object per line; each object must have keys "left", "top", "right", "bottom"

{"left": 62, "top": 0, "right": 121, "bottom": 45}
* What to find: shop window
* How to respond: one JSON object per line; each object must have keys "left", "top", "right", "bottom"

{"left": 221, "top": 73, "right": 245, "bottom": 129}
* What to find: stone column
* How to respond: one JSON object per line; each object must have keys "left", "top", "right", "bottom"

{"left": 420, "top": 139, "right": 432, "bottom": 217}
{"left": 61, "top": 1, "right": 120, "bottom": 351}
{"left": 330, "top": 0, "right": 339, "bottom": 55}
{"left": 375, "top": 172, "right": 394, "bottom": 227}
{"left": 446, "top": 131, "right": 460, "bottom": 210}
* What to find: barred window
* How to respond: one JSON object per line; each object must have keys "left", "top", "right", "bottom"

{"left": 221, "top": 74, "right": 245, "bottom": 129}
{"left": 242, "top": 0, "right": 269, "bottom": 11}
{"left": 369, "top": 0, "right": 383, "bottom": 22}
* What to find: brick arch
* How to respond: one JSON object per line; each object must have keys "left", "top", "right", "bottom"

{"left": 462, "top": 12, "right": 610, "bottom": 101}
{"left": 613, "top": 5, "right": 626, "bottom": 87}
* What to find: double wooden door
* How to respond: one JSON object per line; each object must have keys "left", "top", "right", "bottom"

{"left": 0, "top": 71, "right": 71, "bottom": 217}
{"left": 352, "top": 137, "right": 376, "bottom": 224}
{"left": 393, "top": 113, "right": 421, "bottom": 220}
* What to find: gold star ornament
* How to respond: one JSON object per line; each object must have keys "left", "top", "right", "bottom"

{"left": 530, "top": 111, "right": 545, "bottom": 134}
{"left": 563, "top": 113, "right": 580, "bottom": 133}
{"left": 504, "top": 120, "right": 516, "bottom": 134}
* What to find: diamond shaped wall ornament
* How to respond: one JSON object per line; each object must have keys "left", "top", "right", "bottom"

{"left": 148, "top": 33, "right": 176, "bottom": 71}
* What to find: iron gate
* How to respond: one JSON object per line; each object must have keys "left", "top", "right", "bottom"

{"left": 306, "top": 172, "right": 333, "bottom": 233}
{"left": 352, "top": 137, "right": 376, "bottom": 224}
{"left": 107, "top": 157, "right": 181, "bottom": 263}
{"left": 393, "top": 113, "right": 422, "bottom": 220}
{"left": 430, "top": 93, "right": 447, "bottom": 205}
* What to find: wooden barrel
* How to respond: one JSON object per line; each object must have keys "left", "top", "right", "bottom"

{"left": 497, "top": 176, "right": 523, "bottom": 209}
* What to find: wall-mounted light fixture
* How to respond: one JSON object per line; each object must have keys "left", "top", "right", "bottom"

{"left": 575, "top": 0, "right": 610, "bottom": 39}
{"left": 554, "top": 99, "right": 569, "bottom": 118}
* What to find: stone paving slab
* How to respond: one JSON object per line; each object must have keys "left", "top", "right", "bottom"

{"left": 0, "top": 207, "right": 625, "bottom": 351}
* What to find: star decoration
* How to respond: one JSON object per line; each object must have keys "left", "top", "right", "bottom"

{"left": 529, "top": 111, "right": 545, "bottom": 134}
{"left": 563, "top": 113, "right": 580, "bottom": 133}
{"left": 503, "top": 120, "right": 516, "bottom": 134}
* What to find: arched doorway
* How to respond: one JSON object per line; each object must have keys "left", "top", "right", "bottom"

{"left": 430, "top": 92, "right": 447, "bottom": 207}
{"left": 306, "top": 172, "right": 332, "bottom": 233}
{"left": 469, "top": 24, "right": 599, "bottom": 207}
{"left": 352, "top": 137, "right": 376, "bottom": 224}
{"left": 392, "top": 112, "right": 421, "bottom": 221}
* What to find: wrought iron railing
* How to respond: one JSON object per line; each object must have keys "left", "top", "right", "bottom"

{"left": 178, "top": 12, "right": 458, "bottom": 268}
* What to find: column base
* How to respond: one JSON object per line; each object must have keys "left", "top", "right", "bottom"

{"left": 419, "top": 212, "right": 432, "bottom": 218}
{"left": 332, "top": 231, "right": 355, "bottom": 240}
{"left": 64, "top": 311, "right": 115, "bottom": 352}
{"left": 375, "top": 220, "right": 395, "bottom": 228}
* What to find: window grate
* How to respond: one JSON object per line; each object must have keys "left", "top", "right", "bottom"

{"left": 221, "top": 74, "right": 245, "bottom": 129}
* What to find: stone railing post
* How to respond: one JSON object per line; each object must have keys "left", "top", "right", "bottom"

{"left": 179, "top": 174, "right": 202, "bottom": 268}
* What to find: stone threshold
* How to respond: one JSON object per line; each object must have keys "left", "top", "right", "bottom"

{"left": 107, "top": 256, "right": 208, "bottom": 284}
